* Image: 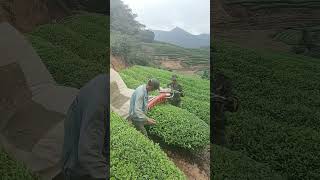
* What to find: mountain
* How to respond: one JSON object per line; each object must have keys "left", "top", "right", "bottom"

{"left": 152, "top": 27, "right": 210, "bottom": 49}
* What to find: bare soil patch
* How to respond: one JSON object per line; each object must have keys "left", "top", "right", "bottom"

{"left": 165, "top": 148, "right": 209, "bottom": 180}
{"left": 160, "top": 60, "right": 184, "bottom": 70}
{"left": 110, "top": 55, "right": 127, "bottom": 71}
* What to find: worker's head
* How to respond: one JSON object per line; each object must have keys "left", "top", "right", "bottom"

{"left": 147, "top": 78, "right": 160, "bottom": 92}
{"left": 171, "top": 74, "right": 177, "bottom": 83}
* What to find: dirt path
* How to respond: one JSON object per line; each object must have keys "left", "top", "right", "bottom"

{"left": 165, "top": 150, "right": 210, "bottom": 180}
{"left": 151, "top": 135, "right": 210, "bottom": 180}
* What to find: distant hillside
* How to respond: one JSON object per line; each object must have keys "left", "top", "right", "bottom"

{"left": 152, "top": 27, "right": 210, "bottom": 48}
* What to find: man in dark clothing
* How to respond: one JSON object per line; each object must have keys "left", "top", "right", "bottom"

{"left": 167, "top": 75, "right": 184, "bottom": 107}
{"left": 53, "top": 74, "right": 108, "bottom": 180}
{"left": 212, "top": 73, "right": 239, "bottom": 146}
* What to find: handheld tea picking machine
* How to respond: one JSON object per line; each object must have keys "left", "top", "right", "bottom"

{"left": 147, "top": 87, "right": 182, "bottom": 110}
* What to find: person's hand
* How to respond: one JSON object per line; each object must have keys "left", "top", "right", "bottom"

{"left": 146, "top": 118, "right": 156, "bottom": 125}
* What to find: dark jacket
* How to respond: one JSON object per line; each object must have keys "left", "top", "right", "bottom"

{"left": 167, "top": 82, "right": 184, "bottom": 101}
{"left": 62, "top": 74, "right": 108, "bottom": 179}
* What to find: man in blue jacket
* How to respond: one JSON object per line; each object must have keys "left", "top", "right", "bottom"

{"left": 128, "top": 78, "right": 159, "bottom": 137}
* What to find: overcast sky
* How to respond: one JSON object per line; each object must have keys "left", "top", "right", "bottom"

{"left": 121, "top": 0, "right": 210, "bottom": 35}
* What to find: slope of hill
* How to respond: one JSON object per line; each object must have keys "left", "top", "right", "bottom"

{"left": 140, "top": 41, "right": 210, "bottom": 75}
{"left": 153, "top": 27, "right": 210, "bottom": 48}
{"left": 213, "top": 0, "right": 320, "bottom": 55}
{"left": 214, "top": 41, "right": 320, "bottom": 179}
{"left": 214, "top": 0, "right": 320, "bottom": 31}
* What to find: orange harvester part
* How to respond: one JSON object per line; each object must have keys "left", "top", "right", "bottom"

{"left": 147, "top": 93, "right": 168, "bottom": 110}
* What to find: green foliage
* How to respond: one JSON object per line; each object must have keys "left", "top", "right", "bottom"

{"left": 211, "top": 144, "right": 284, "bottom": 180}
{"left": 141, "top": 42, "right": 210, "bottom": 67}
{"left": 137, "top": 30, "right": 155, "bottom": 43}
{"left": 0, "top": 150, "right": 39, "bottom": 180}
{"left": 30, "top": 23, "right": 107, "bottom": 68}
{"left": 201, "top": 70, "right": 210, "bottom": 80}
{"left": 110, "top": 0, "right": 144, "bottom": 35}
{"left": 181, "top": 97, "right": 210, "bottom": 124}
{"left": 127, "top": 51, "right": 151, "bottom": 66}
{"left": 28, "top": 13, "right": 108, "bottom": 88}
{"left": 110, "top": 112, "right": 186, "bottom": 179}
{"left": 61, "top": 14, "right": 109, "bottom": 44}
{"left": 147, "top": 105, "right": 209, "bottom": 150}
{"left": 120, "top": 66, "right": 210, "bottom": 124}
{"left": 214, "top": 41, "right": 320, "bottom": 179}
{"left": 111, "top": 31, "right": 151, "bottom": 66}
{"left": 111, "top": 31, "right": 135, "bottom": 58}
{"left": 78, "top": 0, "right": 107, "bottom": 14}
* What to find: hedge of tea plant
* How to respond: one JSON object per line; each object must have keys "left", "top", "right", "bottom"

{"left": 147, "top": 105, "right": 210, "bottom": 151}
{"left": 181, "top": 97, "right": 210, "bottom": 124}
{"left": 62, "top": 14, "right": 109, "bottom": 44}
{"left": 110, "top": 112, "right": 186, "bottom": 179}
{"left": 0, "top": 150, "right": 39, "bottom": 180}
{"left": 119, "top": 66, "right": 210, "bottom": 124}
{"left": 28, "top": 35, "right": 104, "bottom": 88}
{"left": 214, "top": 41, "right": 320, "bottom": 179}
{"left": 211, "top": 144, "right": 284, "bottom": 180}
{"left": 123, "top": 66, "right": 210, "bottom": 99}
{"left": 28, "top": 13, "right": 108, "bottom": 88}
{"left": 30, "top": 22, "right": 107, "bottom": 68}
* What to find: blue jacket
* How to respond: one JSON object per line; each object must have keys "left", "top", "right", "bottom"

{"left": 129, "top": 84, "right": 149, "bottom": 121}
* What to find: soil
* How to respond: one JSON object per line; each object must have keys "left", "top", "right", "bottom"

{"left": 166, "top": 150, "right": 210, "bottom": 180}
{"left": 159, "top": 59, "right": 206, "bottom": 76}
{"left": 149, "top": 135, "right": 210, "bottom": 180}
{"left": 160, "top": 60, "right": 184, "bottom": 70}
{"left": 110, "top": 55, "right": 127, "bottom": 71}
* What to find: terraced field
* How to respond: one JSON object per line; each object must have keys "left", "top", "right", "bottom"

{"left": 142, "top": 42, "right": 209, "bottom": 67}
{"left": 225, "top": 0, "right": 320, "bottom": 9}
{"left": 275, "top": 26, "right": 320, "bottom": 45}
{"left": 213, "top": 41, "right": 320, "bottom": 179}
{"left": 28, "top": 13, "right": 109, "bottom": 88}
{"left": 110, "top": 112, "right": 186, "bottom": 179}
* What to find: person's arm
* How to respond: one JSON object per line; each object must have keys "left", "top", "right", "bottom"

{"left": 77, "top": 104, "right": 107, "bottom": 179}
{"left": 133, "top": 89, "right": 148, "bottom": 121}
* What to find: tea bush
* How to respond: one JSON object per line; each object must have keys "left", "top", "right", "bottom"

{"left": 110, "top": 112, "right": 186, "bottom": 179}
{"left": 147, "top": 105, "right": 209, "bottom": 151}
{"left": 120, "top": 66, "right": 210, "bottom": 124}
{"left": 215, "top": 41, "right": 320, "bottom": 179}
{"left": 211, "top": 144, "right": 283, "bottom": 180}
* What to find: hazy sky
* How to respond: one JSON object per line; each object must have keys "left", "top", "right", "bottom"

{"left": 121, "top": 0, "right": 210, "bottom": 35}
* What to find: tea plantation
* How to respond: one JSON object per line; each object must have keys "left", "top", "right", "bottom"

{"left": 213, "top": 41, "right": 320, "bottom": 179}
{"left": 110, "top": 112, "right": 186, "bottom": 179}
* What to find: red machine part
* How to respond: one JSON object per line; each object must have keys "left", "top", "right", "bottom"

{"left": 147, "top": 92, "right": 168, "bottom": 110}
